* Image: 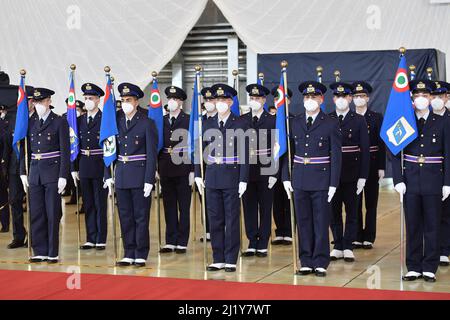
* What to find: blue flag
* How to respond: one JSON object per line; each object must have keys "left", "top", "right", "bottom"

{"left": 274, "top": 73, "right": 288, "bottom": 160}
{"left": 12, "top": 76, "right": 28, "bottom": 159}
{"left": 67, "top": 72, "right": 79, "bottom": 162}
{"left": 317, "top": 73, "right": 326, "bottom": 112}
{"left": 380, "top": 55, "right": 418, "bottom": 156}
{"left": 148, "top": 78, "right": 163, "bottom": 152}
{"left": 257, "top": 76, "right": 268, "bottom": 112}
{"left": 188, "top": 73, "right": 201, "bottom": 161}
{"left": 99, "top": 75, "right": 118, "bottom": 167}
{"left": 231, "top": 95, "right": 240, "bottom": 116}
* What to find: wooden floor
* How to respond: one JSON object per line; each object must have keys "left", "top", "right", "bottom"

{"left": 0, "top": 181, "right": 449, "bottom": 294}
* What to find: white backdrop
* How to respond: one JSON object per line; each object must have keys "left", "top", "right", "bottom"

{"left": 1, "top": 0, "right": 449, "bottom": 113}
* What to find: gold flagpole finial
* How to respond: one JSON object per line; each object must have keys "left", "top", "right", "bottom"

{"left": 20, "top": 69, "right": 26, "bottom": 76}
{"left": 232, "top": 69, "right": 239, "bottom": 76}
{"left": 334, "top": 70, "right": 341, "bottom": 82}
{"left": 258, "top": 72, "right": 264, "bottom": 78}
{"left": 70, "top": 64, "right": 76, "bottom": 71}
{"left": 151, "top": 71, "right": 158, "bottom": 78}
{"left": 195, "top": 65, "right": 202, "bottom": 72}
{"left": 399, "top": 47, "right": 406, "bottom": 55}
{"left": 104, "top": 66, "right": 111, "bottom": 74}
{"left": 281, "top": 60, "right": 288, "bottom": 68}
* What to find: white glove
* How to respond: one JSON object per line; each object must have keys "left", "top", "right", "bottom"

{"left": 188, "top": 172, "right": 195, "bottom": 186}
{"left": 328, "top": 186, "right": 336, "bottom": 203}
{"left": 394, "top": 182, "right": 406, "bottom": 203}
{"left": 57, "top": 178, "right": 67, "bottom": 194}
{"left": 238, "top": 182, "right": 247, "bottom": 198}
{"left": 20, "top": 175, "right": 28, "bottom": 193}
{"left": 268, "top": 176, "right": 277, "bottom": 189}
{"left": 442, "top": 186, "right": 450, "bottom": 201}
{"left": 283, "top": 181, "right": 293, "bottom": 200}
{"left": 356, "top": 178, "right": 366, "bottom": 195}
{"left": 143, "top": 183, "right": 153, "bottom": 198}
{"left": 71, "top": 171, "right": 79, "bottom": 184}
{"left": 378, "top": 170, "right": 385, "bottom": 180}
{"left": 103, "top": 178, "right": 114, "bottom": 196}
{"left": 195, "top": 177, "right": 205, "bottom": 196}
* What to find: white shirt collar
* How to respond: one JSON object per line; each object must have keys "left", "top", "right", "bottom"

{"left": 433, "top": 109, "right": 446, "bottom": 116}
{"left": 251, "top": 108, "right": 264, "bottom": 119}
{"left": 40, "top": 110, "right": 51, "bottom": 122}
{"left": 356, "top": 107, "right": 367, "bottom": 116}
{"left": 336, "top": 108, "right": 350, "bottom": 119}
{"left": 305, "top": 111, "right": 320, "bottom": 124}
{"left": 169, "top": 109, "right": 181, "bottom": 119}
{"left": 415, "top": 109, "right": 430, "bottom": 121}
{"left": 87, "top": 109, "right": 99, "bottom": 120}
{"left": 218, "top": 112, "right": 231, "bottom": 126}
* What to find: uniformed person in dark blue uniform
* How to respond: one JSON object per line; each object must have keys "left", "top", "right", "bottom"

{"left": 3, "top": 86, "right": 37, "bottom": 248}
{"left": 194, "top": 84, "right": 250, "bottom": 272}
{"left": 158, "top": 86, "right": 193, "bottom": 254}
{"left": 270, "top": 86, "right": 293, "bottom": 245}
{"left": 198, "top": 87, "right": 217, "bottom": 242}
{"left": 20, "top": 88, "right": 70, "bottom": 263}
{"left": 282, "top": 81, "right": 342, "bottom": 276}
{"left": 109, "top": 82, "right": 158, "bottom": 267}
{"left": 351, "top": 82, "right": 386, "bottom": 250}
{"left": 0, "top": 104, "right": 11, "bottom": 232}
{"left": 241, "top": 83, "right": 276, "bottom": 257}
{"left": 392, "top": 79, "right": 450, "bottom": 282}
{"left": 71, "top": 83, "right": 108, "bottom": 250}
{"left": 430, "top": 81, "right": 450, "bottom": 266}
{"left": 328, "top": 82, "right": 370, "bottom": 262}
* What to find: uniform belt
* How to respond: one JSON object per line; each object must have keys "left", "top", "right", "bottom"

{"left": 404, "top": 154, "right": 443, "bottom": 164}
{"left": 250, "top": 148, "right": 271, "bottom": 156}
{"left": 207, "top": 155, "right": 239, "bottom": 164}
{"left": 163, "top": 146, "right": 188, "bottom": 154}
{"left": 31, "top": 151, "right": 61, "bottom": 160}
{"left": 118, "top": 154, "right": 147, "bottom": 162}
{"left": 81, "top": 149, "right": 103, "bottom": 156}
{"left": 342, "top": 146, "right": 360, "bottom": 153}
{"left": 369, "top": 146, "right": 379, "bottom": 153}
{"left": 293, "top": 155, "right": 330, "bottom": 164}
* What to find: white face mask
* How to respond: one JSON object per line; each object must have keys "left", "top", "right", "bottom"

{"left": 84, "top": 99, "right": 96, "bottom": 111}
{"left": 216, "top": 101, "right": 229, "bottom": 114}
{"left": 204, "top": 101, "right": 215, "bottom": 113}
{"left": 167, "top": 99, "right": 180, "bottom": 112}
{"left": 431, "top": 97, "right": 444, "bottom": 111}
{"left": 304, "top": 98, "right": 319, "bottom": 112}
{"left": 249, "top": 100, "right": 262, "bottom": 112}
{"left": 122, "top": 102, "right": 135, "bottom": 115}
{"left": 446, "top": 100, "right": 450, "bottom": 110}
{"left": 35, "top": 103, "right": 48, "bottom": 117}
{"left": 353, "top": 97, "right": 367, "bottom": 107}
{"left": 335, "top": 97, "right": 349, "bottom": 111}
{"left": 414, "top": 96, "right": 429, "bottom": 110}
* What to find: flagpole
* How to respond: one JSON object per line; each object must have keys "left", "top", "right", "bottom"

{"left": 233, "top": 69, "right": 245, "bottom": 254}
{"left": 400, "top": 47, "right": 407, "bottom": 288}
{"left": 70, "top": 64, "right": 82, "bottom": 253}
{"left": 316, "top": 66, "right": 323, "bottom": 83}
{"left": 20, "top": 69, "right": 32, "bottom": 261}
{"left": 151, "top": 71, "right": 163, "bottom": 250}
{"left": 281, "top": 61, "right": 298, "bottom": 273}
{"left": 409, "top": 65, "right": 416, "bottom": 81}
{"left": 195, "top": 65, "right": 208, "bottom": 267}
{"left": 104, "top": 66, "right": 118, "bottom": 265}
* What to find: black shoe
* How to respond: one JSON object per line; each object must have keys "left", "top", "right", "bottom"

{"left": 423, "top": 275, "right": 436, "bottom": 283}
{"left": 439, "top": 261, "right": 449, "bottom": 267}
{"left": 296, "top": 268, "right": 313, "bottom": 276}
{"left": 282, "top": 240, "right": 292, "bottom": 246}
{"left": 159, "top": 247, "right": 175, "bottom": 253}
{"left": 352, "top": 242, "right": 363, "bottom": 249}
{"left": 175, "top": 248, "right": 187, "bottom": 254}
{"left": 271, "top": 239, "right": 284, "bottom": 245}
{"left": 241, "top": 251, "right": 255, "bottom": 257}
{"left": 225, "top": 267, "right": 236, "bottom": 272}
{"left": 402, "top": 274, "right": 422, "bottom": 281}
{"left": 29, "top": 257, "right": 47, "bottom": 263}
{"left": 47, "top": 259, "right": 59, "bottom": 264}
{"left": 95, "top": 246, "right": 106, "bottom": 251}
{"left": 134, "top": 262, "right": 146, "bottom": 267}
{"left": 315, "top": 269, "right": 327, "bottom": 277}
{"left": 256, "top": 251, "right": 268, "bottom": 258}
{"left": 80, "top": 244, "right": 95, "bottom": 250}
{"left": 206, "top": 266, "right": 223, "bottom": 272}
{"left": 362, "top": 244, "right": 373, "bottom": 250}
{"left": 200, "top": 237, "right": 211, "bottom": 242}
{"left": 116, "top": 261, "right": 133, "bottom": 267}
{"left": 0, "top": 227, "right": 9, "bottom": 233}
{"left": 7, "top": 239, "right": 26, "bottom": 249}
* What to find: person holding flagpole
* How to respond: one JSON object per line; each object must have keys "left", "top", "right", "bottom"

{"left": 158, "top": 86, "right": 193, "bottom": 254}
{"left": 106, "top": 82, "right": 158, "bottom": 267}
{"left": 19, "top": 87, "right": 70, "bottom": 263}
{"left": 70, "top": 82, "right": 108, "bottom": 250}
{"left": 391, "top": 79, "right": 450, "bottom": 282}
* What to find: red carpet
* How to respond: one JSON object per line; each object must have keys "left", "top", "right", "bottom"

{"left": 0, "top": 270, "right": 448, "bottom": 300}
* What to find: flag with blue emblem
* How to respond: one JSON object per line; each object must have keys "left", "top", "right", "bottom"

{"left": 380, "top": 55, "right": 418, "bottom": 155}
{"left": 231, "top": 78, "right": 240, "bottom": 116}
{"left": 148, "top": 78, "right": 163, "bottom": 152}
{"left": 317, "top": 71, "right": 326, "bottom": 112}
{"left": 12, "top": 76, "right": 28, "bottom": 159}
{"left": 274, "top": 73, "right": 288, "bottom": 160}
{"left": 67, "top": 71, "right": 79, "bottom": 162}
{"left": 257, "top": 76, "right": 268, "bottom": 112}
{"left": 188, "top": 72, "right": 201, "bottom": 162}
{"left": 99, "top": 74, "right": 118, "bottom": 167}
